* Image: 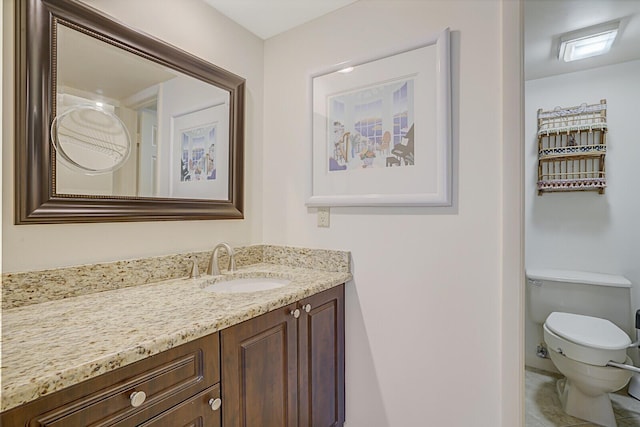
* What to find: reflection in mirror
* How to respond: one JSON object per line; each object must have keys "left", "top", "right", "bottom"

{"left": 55, "top": 23, "right": 231, "bottom": 200}
{"left": 51, "top": 104, "right": 132, "bottom": 177}
{"left": 15, "top": 0, "right": 244, "bottom": 223}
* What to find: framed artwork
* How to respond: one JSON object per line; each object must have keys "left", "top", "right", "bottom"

{"left": 307, "top": 28, "right": 451, "bottom": 207}
{"left": 170, "top": 103, "right": 229, "bottom": 199}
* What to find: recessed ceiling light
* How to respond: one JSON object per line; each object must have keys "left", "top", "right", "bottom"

{"left": 338, "top": 66, "right": 354, "bottom": 74}
{"left": 558, "top": 21, "right": 620, "bottom": 62}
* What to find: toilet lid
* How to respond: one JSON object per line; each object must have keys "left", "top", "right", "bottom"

{"left": 546, "top": 312, "right": 631, "bottom": 350}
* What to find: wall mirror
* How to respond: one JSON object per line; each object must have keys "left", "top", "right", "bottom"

{"left": 15, "top": 0, "right": 245, "bottom": 223}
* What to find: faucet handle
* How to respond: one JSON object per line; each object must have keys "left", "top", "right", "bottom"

{"left": 190, "top": 257, "right": 200, "bottom": 279}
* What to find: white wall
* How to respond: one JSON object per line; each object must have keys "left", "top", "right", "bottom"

{"left": 2, "top": 0, "right": 524, "bottom": 424}
{"left": 524, "top": 60, "right": 640, "bottom": 370}
{"left": 263, "top": 1, "right": 522, "bottom": 425}
{"left": 0, "top": 0, "right": 3, "bottom": 277}
{"left": 1, "top": 0, "right": 264, "bottom": 272}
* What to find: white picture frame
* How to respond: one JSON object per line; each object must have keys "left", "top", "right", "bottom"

{"left": 307, "top": 28, "right": 451, "bottom": 207}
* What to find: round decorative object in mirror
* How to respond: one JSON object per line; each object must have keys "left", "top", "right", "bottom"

{"left": 51, "top": 105, "right": 131, "bottom": 175}
{"left": 16, "top": 0, "right": 245, "bottom": 223}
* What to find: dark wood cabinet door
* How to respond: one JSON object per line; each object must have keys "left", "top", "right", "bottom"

{"left": 221, "top": 304, "right": 299, "bottom": 427}
{"left": 137, "top": 385, "right": 221, "bottom": 427}
{"left": 298, "top": 285, "right": 345, "bottom": 427}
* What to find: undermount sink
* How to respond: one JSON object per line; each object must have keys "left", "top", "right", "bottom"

{"left": 202, "top": 277, "right": 291, "bottom": 294}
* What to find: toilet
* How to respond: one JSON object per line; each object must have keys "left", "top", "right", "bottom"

{"left": 527, "top": 269, "right": 636, "bottom": 427}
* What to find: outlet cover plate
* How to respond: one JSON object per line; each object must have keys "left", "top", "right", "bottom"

{"left": 317, "top": 207, "right": 330, "bottom": 228}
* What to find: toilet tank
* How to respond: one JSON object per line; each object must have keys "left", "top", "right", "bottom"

{"left": 526, "top": 269, "right": 632, "bottom": 335}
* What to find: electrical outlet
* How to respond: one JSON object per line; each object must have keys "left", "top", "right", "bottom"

{"left": 317, "top": 207, "right": 330, "bottom": 228}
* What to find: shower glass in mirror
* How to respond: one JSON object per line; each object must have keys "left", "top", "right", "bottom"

{"left": 55, "top": 23, "right": 231, "bottom": 200}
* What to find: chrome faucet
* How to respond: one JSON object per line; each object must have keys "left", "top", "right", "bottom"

{"left": 207, "top": 242, "right": 236, "bottom": 275}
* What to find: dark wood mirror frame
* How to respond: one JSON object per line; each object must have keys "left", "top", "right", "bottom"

{"left": 15, "top": 0, "right": 245, "bottom": 224}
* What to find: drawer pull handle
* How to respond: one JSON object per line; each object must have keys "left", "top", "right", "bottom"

{"left": 290, "top": 308, "right": 301, "bottom": 319}
{"left": 303, "top": 304, "right": 312, "bottom": 313}
{"left": 209, "top": 397, "right": 222, "bottom": 411}
{"left": 130, "top": 391, "right": 146, "bottom": 408}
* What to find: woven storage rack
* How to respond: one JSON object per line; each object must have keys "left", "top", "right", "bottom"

{"left": 537, "top": 99, "right": 607, "bottom": 195}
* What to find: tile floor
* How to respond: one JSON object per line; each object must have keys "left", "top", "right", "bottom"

{"left": 526, "top": 367, "right": 640, "bottom": 426}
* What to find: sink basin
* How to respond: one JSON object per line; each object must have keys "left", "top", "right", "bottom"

{"left": 202, "top": 277, "right": 291, "bottom": 294}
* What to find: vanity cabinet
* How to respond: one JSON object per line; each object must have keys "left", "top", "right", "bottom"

{"left": 0, "top": 333, "right": 220, "bottom": 426}
{"left": 1, "top": 285, "right": 345, "bottom": 427}
{"left": 221, "top": 284, "right": 345, "bottom": 427}
{"left": 138, "top": 385, "right": 221, "bottom": 427}
{"left": 298, "top": 285, "right": 345, "bottom": 427}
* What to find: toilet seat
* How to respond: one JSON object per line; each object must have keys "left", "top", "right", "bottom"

{"left": 543, "top": 312, "right": 631, "bottom": 366}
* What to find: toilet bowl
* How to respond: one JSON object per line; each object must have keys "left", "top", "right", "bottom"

{"left": 543, "top": 312, "right": 634, "bottom": 427}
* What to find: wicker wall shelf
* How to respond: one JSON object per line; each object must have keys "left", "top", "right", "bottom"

{"left": 537, "top": 99, "right": 607, "bottom": 195}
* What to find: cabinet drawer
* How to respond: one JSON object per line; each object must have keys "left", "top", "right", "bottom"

{"left": 138, "top": 384, "right": 221, "bottom": 427}
{"left": 1, "top": 333, "right": 219, "bottom": 427}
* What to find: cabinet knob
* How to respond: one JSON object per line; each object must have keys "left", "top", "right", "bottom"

{"left": 303, "top": 304, "right": 312, "bottom": 313}
{"left": 291, "top": 308, "right": 301, "bottom": 319}
{"left": 209, "top": 397, "right": 222, "bottom": 411}
{"left": 130, "top": 391, "right": 146, "bottom": 408}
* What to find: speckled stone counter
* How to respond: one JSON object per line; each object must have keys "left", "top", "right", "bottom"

{"left": 1, "top": 246, "right": 351, "bottom": 413}
{"left": 1, "top": 245, "right": 265, "bottom": 309}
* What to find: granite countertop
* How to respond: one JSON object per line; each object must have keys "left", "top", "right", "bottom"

{"left": 1, "top": 262, "right": 352, "bottom": 413}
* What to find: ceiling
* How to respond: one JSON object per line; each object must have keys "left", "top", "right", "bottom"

{"left": 525, "top": 0, "right": 640, "bottom": 80}
{"left": 58, "top": 24, "right": 177, "bottom": 102}
{"left": 202, "top": 0, "right": 640, "bottom": 81}
{"left": 202, "top": 0, "right": 358, "bottom": 40}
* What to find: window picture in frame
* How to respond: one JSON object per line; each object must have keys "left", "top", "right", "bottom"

{"left": 308, "top": 28, "right": 451, "bottom": 207}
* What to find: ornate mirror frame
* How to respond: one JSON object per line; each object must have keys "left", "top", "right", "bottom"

{"left": 15, "top": 0, "right": 245, "bottom": 224}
